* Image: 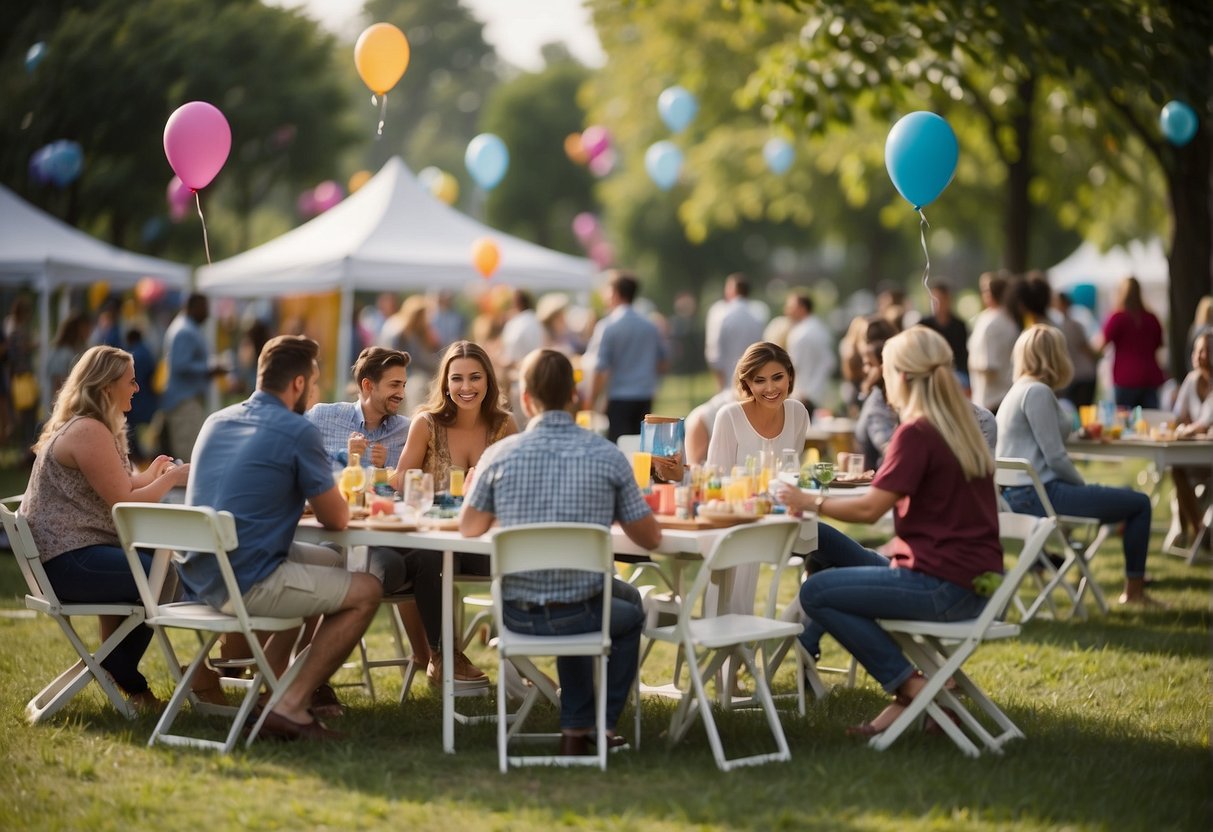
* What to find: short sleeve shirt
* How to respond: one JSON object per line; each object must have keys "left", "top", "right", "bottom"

{"left": 181, "top": 391, "right": 336, "bottom": 607}
{"left": 306, "top": 400, "right": 410, "bottom": 468}
{"left": 872, "top": 418, "right": 1002, "bottom": 589}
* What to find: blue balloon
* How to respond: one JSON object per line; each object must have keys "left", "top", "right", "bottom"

{"left": 29, "top": 145, "right": 54, "bottom": 185}
{"left": 658, "top": 86, "right": 698, "bottom": 134}
{"left": 645, "top": 141, "right": 683, "bottom": 190}
{"left": 884, "top": 111, "right": 959, "bottom": 210}
{"left": 45, "top": 140, "right": 84, "bottom": 188}
{"left": 25, "top": 42, "right": 46, "bottom": 74}
{"left": 1160, "top": 100, "right": 1198, "bottom": 147}
{"left": 763, "top": 137, "right": 795, "bottom": 175}
{"left": 464, "top": 133, "right": 509, "bottom": 190}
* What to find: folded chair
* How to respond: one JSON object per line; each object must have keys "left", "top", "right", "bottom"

{"left": 112, "top": 502, "right": 312, "bottom": 753}
{"left": 645, "top": 519, "right": 803, "bottom": 771}
{"left": 872, "top": 513, "right": 1056, "bottom": 757}
{"left": 2, "top": 503, "right": 142, "bottom": 723}
{"left": 490, "top": 523, "right": 619, "bottom": 772}
{"left": 995, "top": 458, "right": 1110, "bottom": 620}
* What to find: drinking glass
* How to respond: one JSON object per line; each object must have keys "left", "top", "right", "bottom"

{"left": 845, "top": 453, "right": 864, "bottom": 479}
{"left": 813, "top": 462, "right": 835, "bottom": 496}
{"left": 403, "top": 471, "right": 434, "bottom": 521}
{"left": 632, "top": 451, "right": 652, "bottom": 490}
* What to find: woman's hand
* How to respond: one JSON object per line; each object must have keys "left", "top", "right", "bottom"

{"left": 771, "top": 480, "right": 808, "bottom": 512}
{"left": 146, "top": 454, "right": 176, "bottom": 478}
{"left": 652, "top": 452, "right": 684, "bottom": 484}
{"left": 162, "top": 461, "right": 191, "bottom": 487}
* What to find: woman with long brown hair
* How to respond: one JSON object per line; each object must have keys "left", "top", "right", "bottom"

{"left": 1094, "top": 276, "right": 1166, "bottom": 409}
{"left": 389, "top": 340, "right": 516, "bottom": 684}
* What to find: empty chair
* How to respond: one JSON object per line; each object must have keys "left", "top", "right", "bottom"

{"left": 2, "top": 503, "right": 141, "bottom": 723}
{"left": 112, "top": 502, "right": 312, "bottom": 753}
{"left": 872, "top": 513, "right": 1056, "bottom": 756}
{"left": 645, "top": 519, "right": 802, "bottom": 771}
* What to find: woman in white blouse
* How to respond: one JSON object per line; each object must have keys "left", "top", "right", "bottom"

{"left": 1170, "top": 329, "right": 1213, "bottom": 548}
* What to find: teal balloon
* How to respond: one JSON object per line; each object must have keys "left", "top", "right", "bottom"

{"left": 884, "top": 111, "right": 958, "bottom": 210}
{"left": 465, "top": 133, "right": 509, "bottom": 190}
{"left": 763, "top": 137, "right": 795, "bottom": 174}
{"left": 658, "top": 86, "right": 698, "bottom": 133}
{"left": 25, "top": 42, "right": 46, "bottom": 74}
{"left": 645, "top": 141, "right": 683, "bottom": 190}
{"left": 1160, "top": 100, "right": 1198, "bottom": 147}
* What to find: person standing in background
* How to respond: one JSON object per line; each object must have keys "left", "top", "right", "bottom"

{"left": 1094, "top": 276, "right": 1166, "bottom": 409}
{"left": 919, "top": 281, "right": 970, "bottom": 392}
{"left": 784, "top": 291, "right": 836, "bottom": 415}
{"left": 967, "top": 271, "right": 1019, "bottom": 413}
{"left": 501, "top": 290, "right": 545, "bottom": 429}
{"left": 47, "top": 312, "right": 93, "bottom": 394}
{"left": 391, "top": 296, "right": 440, "bottom": 417}
{"left": 585, "top": 271, "right": 668, "bottom": 442}
{"left": 430, "top": 290, "right": 467, "bottom": 349}
{"left": 124, "top": 329, "right": 158, "bottom": 463}
{"left": 1054, "top": 292, "right": 1099, "bottom": 408}
{"left": 704, "top": 273, "right": 766, "bottom": 392}
{"left": 159, "top": 293, "right": 224, "bottom": 462}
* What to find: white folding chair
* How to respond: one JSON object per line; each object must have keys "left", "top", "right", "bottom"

{"left": 645, "top": 519, "right": 803, "bottom": 771}
{"left": 615, "top": 434, "right": 641, "bottom": 456}
{"left": 2, "top": 503, "right": 141, "bottom": 723}
{"left": 491, "top": 523, "right": 618, "bottom": 772}
{"left": 112, "top": 502, "right": 312, "bottom": 753}
{"left": 872, "top": 513, "right": 1056, "bottom": 757}
{"left": 995, "top": 457, "right": 1110, "bottom": 620}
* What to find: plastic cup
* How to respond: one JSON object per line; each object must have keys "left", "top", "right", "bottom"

{"left": 632, "top": 451, "right": 652, "bottom": 489}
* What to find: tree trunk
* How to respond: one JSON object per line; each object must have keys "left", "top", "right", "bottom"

{"left": 1002, "top": 75, "right": 1036, "bottom": 273}
{"left": 1165, "top": 128, "right": 1213, "bottom": 379}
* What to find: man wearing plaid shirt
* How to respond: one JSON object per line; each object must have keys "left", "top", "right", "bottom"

{"left": 461, "top": 348, "right": 661, "bottom": 755}
{"left": 306, "top": 347, "right": 411, "bottom": 469}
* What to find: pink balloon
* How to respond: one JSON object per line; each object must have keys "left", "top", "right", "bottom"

{"left": 572, "top": 212, "right": 599, "bottom": 242}
{"left": 296, "top": 189, "right": 318, "bottom": 218}
{"left": 588, "top": 148, "right": 616, "bottom": 178}
{"left": 163, "top": 101, "right": 231, "bottom": 190}
{"left": 166, "top": 176, "right": 192, "bottom": 221}
{"left": 589, "top": 240, "right": 615, "bottom": 268}
{"left": 580, "top": 125, "right": 611, "bottom": 160}
{"left": 311, "top": 180, "right": 344, "bottom": 213}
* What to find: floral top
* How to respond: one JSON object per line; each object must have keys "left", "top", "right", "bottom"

{"left": 22, "top": 416, "right": 127, "bottom": 562}
{"left": 419, "top": 411, "right": 512, "bottom": 492}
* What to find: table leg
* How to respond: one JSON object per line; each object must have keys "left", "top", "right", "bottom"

{"left": 442, "top": 548, "right": 454, "bottom": 753}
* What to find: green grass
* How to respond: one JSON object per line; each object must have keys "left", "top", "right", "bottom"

{"left": 0, "top": 462, "right": 1209, "bottom": 831}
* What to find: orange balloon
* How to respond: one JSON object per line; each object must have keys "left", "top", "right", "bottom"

{"left": 471, "top": 238, "right": 500, "bottom": 278}
{"left": 348, "top": 170, "right": 372, "bottom": 193}
{"left": 433, "top": 172, "right": 459, "bottom": 205}
{"left": 564, "top": 133, "right": 588, "bottom": 165}
{"left": 354, "top": 23, "right": 410, "bottom": 95}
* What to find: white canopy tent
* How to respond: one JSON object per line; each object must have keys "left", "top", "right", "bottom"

{"left": 0, "top": 184, "right": 191, "bottom": 413}
{"left": 196, "top": 156, "right": 596, "bottom": 384}
{"left": 1047, "top": 237, "right": 1170, "bottom": 322}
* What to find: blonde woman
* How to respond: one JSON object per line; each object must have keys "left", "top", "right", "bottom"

{"left": 389, "top": 340, "right": 516, "bottom": 683}
{"left": 774, "top": 327, "right": 1002, "bottom": 736}
{"left": 21, "top": 346, "right": 192, "bottom": 711}
{"left": 997, "top": 325, "right": 1153, "bottom": 604}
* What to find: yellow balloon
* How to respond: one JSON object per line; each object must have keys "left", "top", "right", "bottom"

{"left": 433, "top": 172, "right": 459, "bottom": 205}
{"left": 471, "top": 237, "right": 500, "bottom": 278}
{"left": 88, "top": 281, "right": 110, "bottom": 311}
{"left": 348, "top": 170, "right": 372, "bottom": 193}
{"left": 354, "top": 23, "right": 410, "bottom": 95}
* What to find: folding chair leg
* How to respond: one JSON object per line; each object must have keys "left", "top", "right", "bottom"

{"left": 28, "top": 613, "right": 142, "bottom": 723}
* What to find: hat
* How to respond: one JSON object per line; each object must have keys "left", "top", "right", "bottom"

{"left": 537, "top": 293, "right": 570, "bottom": 326}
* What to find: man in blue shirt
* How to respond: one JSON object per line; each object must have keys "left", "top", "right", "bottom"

{"left": 462, "top": 348, "right": 661, "bottom": 755}
{"left": 160, "top": 293, "right": 224, "bottom": 461}
{"left": 306, "top": 346, "right": 411, "bottom": 469}
{"left": 586, "top": 271, "right": 668, "bottom": 442}
{"left": 183, "top": 335, "right": 382, "bottom": 741}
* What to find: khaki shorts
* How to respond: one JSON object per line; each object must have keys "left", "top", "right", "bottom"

{"left": 226, "top": 542, "right": 351, "bottom": 619}
{"left": 167, "top": 397, "right": 206, "bottom": 462}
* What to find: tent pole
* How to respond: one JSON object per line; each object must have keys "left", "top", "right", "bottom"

{"left": 335, "top": 285, "right": 354, "bottom": 401}
{"left": 37, "top": 281, "right": 52, "bottom": 417}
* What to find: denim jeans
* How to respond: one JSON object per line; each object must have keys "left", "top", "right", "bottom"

{"left": 42, "top": 543, "right": 155, "bottom": 695}
{"left": 799, "top": 531, "right": 987, "bottom": 692}
{"left": 1001, "top": 480, "right": 1150, "bottom": 577}
{"left": 501, "top": 578, "right": 644, "bottom": 731}
{"left": 1113, "top": 386, "right": 1160, "bottom": 410}
{"left": 800, "top": 522, "right": 891, "bottom": 659}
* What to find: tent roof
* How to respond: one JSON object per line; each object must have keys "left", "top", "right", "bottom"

{"left": 0, "top": 185, "right": 190, "bottom": 289}
{"left": 196, "top": 156, "right": 595, "bottom": 298}
{"left": 1047, "top": 237, "right": 1169, "bottom": 318}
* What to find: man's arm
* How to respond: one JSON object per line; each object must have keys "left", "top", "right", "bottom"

{"left": 460, "top": 503, "right": 494, "bottom": 537}
{"left": 621, "top": 513, "right": 661, "bottom": 551}
{"left": 310, "top": 485, "right": 349, "bottom": 530}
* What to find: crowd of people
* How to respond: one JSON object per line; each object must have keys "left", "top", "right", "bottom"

{"left": 10, "top": 266, "right": 1213, "bottom": 751}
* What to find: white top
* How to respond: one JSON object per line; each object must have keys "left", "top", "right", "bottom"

{"left": 967, "top": 308, "right": 1020, "bottom": 410}
{"left": 1172, "top": 370, "right": 1213, "bottom": 427}
{"left": 786, "top": 315, "right": 836, "bottom": 403}
{"left": 501, "top": 308, "right": 544, "bottom": 366}
{"left": 705, "top": 298, "right": 766, "bottom": 382}
{"left": 706, "top": 399, "right": 810, "bottom": 472}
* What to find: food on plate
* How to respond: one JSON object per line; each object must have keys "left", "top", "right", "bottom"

{"left": 369, "top": 496, "right": 395, "bottom": 517}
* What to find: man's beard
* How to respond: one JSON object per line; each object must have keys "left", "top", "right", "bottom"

{"left": 294, "top": 386, "right": 309, "bottom": 415}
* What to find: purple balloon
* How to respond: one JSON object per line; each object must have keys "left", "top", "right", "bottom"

{"left": 163, "top": 101, "right": 232, "bottom": 190}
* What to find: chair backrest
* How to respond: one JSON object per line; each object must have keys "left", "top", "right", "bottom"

{"left": 0, "top": 503, "right": 58, "bottom": 605}
{"left": 490, "top": 523, "right": 615, "bottom": 639}
{"left": 111, "top": 502, "right": 242, "bottom": 617}
{"left": 683, "top": 519, "right": 800, "bottom": 622}
{"left": 974, "top": 512, "right": 1056, "bottom": 633}
{"left": 994, "top": 458, "right": 1060, "bottom": 519}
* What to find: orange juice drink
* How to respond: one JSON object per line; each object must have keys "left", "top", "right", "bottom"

{"left": 449, "top": 467, "right": 465, "bottom": 498}
{"left": 632, "top": 451, "right": 652, "bottom": 489}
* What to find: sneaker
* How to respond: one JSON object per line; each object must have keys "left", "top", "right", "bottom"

{"left": 427, "top": 651, "right": 489, "bottom": 685}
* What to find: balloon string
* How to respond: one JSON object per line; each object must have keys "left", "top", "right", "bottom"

{"left": 917, "top": 208, "right": 934, "bottom": 316}
{"left": 196, "top": 191, "right": 212, "bottom": 266}
{"left": 377, "top": 93, "right": 388, "bottom": 138}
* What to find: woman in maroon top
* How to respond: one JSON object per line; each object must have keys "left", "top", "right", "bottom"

{"left": 1095, "top": 276, "right": 1166, "bottom": 409}
{"left": 774, "top": 327, "right": 1001, "bottom": 736}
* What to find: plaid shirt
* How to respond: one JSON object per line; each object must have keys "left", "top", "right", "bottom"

{"left": 305, "top": 401, "right": 410, "bottom": 468}
{"left": 467, "top": 410, "right": 651, "bottom": 603}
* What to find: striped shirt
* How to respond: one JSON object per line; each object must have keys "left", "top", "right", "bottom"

{"left": 467, "top": 410, "right": 651, "bottom": 603}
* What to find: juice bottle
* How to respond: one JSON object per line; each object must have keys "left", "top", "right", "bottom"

{"left": 340, "top": 453, "right": 366, "bottom": 509}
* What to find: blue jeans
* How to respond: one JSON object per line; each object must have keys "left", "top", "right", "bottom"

{"left": 1001, "top": 480, "right": 1150, "bottom": 577}
{"left": 1113, "top": 386, "right": 1159, "bottom": 409}
{"left": 799, "top": 525, "right": 987, "bottom": 692}
{"left": 42, "top": 544, "right": 156, "bottom": 695}
{"left": 502, "top": 579, "right": 644, "bottom": 731}
{"left": 800, "top": 523, "right": 890, "bottom": 659}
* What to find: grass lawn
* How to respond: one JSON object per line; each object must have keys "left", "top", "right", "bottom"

{"left": 0, "top": 458, "right": 1209, "bottom": 831}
